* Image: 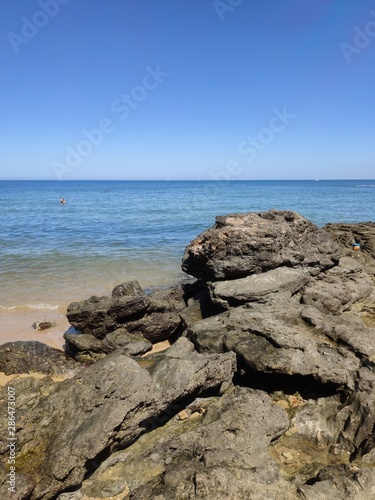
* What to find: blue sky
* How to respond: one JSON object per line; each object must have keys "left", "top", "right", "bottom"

{"left": 1, "top": 0, "right": 374, "bottom": 180}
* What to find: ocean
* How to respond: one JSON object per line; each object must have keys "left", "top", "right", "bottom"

{"left": 0, "top": 180, "right": 374, "bottom": 346}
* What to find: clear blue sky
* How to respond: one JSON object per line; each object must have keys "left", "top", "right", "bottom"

{"left": 1, "top": 0, "right": 374, "bottom": 180}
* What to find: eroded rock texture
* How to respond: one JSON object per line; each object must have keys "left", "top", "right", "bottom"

{"left": 2, "top": 210, "right": 375, "bottom": 499}
{"left": 0, "top": 339, "right": 235, "bottom": 499}
{"left": 182, "top": 210, "right": 342, "bottom": 280}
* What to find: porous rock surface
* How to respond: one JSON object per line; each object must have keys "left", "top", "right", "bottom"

{"left": 182, "top": 210, "right": 342, "bottom": 280}
{"left": 1, "top": 210, "right": 375, "bottom": 500}
{"left": 0, "top": 338, "right": 235, "bottom": 499}
{"left": 64, "top": 328, "right": 152, "bottom": 364}
{"left": 0, "top": 341, "right": 77, "bottom": 376}
{"left": 64, "top": 387, "right": 298, "bottom": 500}
{"left": 66, "top": 282, "right": 183, "bottom": 342}
{"left": 324, "top": 221, "right": 375, "bottom": 270}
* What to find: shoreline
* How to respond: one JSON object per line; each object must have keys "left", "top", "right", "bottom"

{"left": 0, "top": 271, "right": 193, "bottom": 351}
{"left": 0, "top": 286, "right": 185, "bottom": 352}
{"left": 1, "top": 211, "right": 375, "bottom": 498}
{"left": 0, "top": 306, "right": 70, "bottom": 350}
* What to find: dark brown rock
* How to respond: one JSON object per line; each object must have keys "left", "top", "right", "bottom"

{"left": 66, "top": 294, "right": 150, "bottom": 338}
{"left": 0, "top": 341, "right": 77, "bottom": 376}
{"left": 111, "top": 280, "right": 144, "bottom": 298}
{"left": 187, "top": 301, "right": 361, "bottom": 389}
{"left": 210, "top": 266, "right": 310, "bottom": 308}
{"left": 0, "top": 339, "right": 235, "bottom": 500}
{"left": 7, "top": 214, "right": 375, "bottom": 500}
{"left": 301, "top": 256, "right": 374, "bottom": 314}
{"left": 64, "top": 387, "right": 298, "bottom": 500}
{"left": 63, "top": 332, "right": 115, "bottom": 363}
{"left": 182, "top": 210, "right": 342, "bottom": 280}
{"left": 324, "top": 221, "right": 375, "bottom": 269}
{"left": 66, "top": 281, "right": 183, "bottom": 343}
{"left": 32, "top": 321, "right": 57, "bottom": 331}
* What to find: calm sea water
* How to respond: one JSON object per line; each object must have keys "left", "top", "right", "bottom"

{"left": 0, "top": 180, "right": 374, "bottom": 309}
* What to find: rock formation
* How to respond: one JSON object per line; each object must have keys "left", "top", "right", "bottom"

{"left": 66, "top": 282, "right": 184, "bottom": 343}
{"left": 324, "top": 221, "right": 375, "bottom": 270}
{"left": 0, "top": 339, "right": 235, "bottom": 499}
{"left": 0, "top": 341, "right": 77, "bottom": 377}
{"left": 182, "top": 210, "right": 342, "bottom": 280}
{"left": 1, "top": 210, "right": 375, "bottom": 499}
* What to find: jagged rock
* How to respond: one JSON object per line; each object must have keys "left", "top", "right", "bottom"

{"left": 66, "top": 281, "right": 183, "bottom": 343}
{"left": 0, "top": 376, "right": 59, "bottom": 499}
{"left": 187, "top": 302, "right": 361, "bottom": 389}
{"left": 301, "top": 307, "right": 375, "bottom": 361}
{"left": 0, "top": 341, "right": 77, "bottom": 376}
{"left": 64, "top": 332, "right": 113, "bottom": 361}
{"left": 324, "top": 221, "right": 375, "bottom": 270}
{"left": 179, "top": 295, "right": 205, "bottom": 329}
{"left": 140, "top": 338, "right": 236, "bottom": 402}
{"left": 64, "top": 329, "right": 152, "bottom": 363}
{"left": 179, "top": 281, "right": 218, "bottom": 329}
{"left": 182, "top": 210, "right": 342, "bottom": 280}
{"left": 63, "top": 387, "right": 299, "bottom": 500}
{"left": 0, "top": 353, "right": 162, "bottom": 500}
{"left": 124, "top": 287, "right": 185, "bottom": 343}
{"left": 270, "top": 394, "right": 354, "bottom": 483}
{"left": 301, "top": 257, "right": 374, "bottom": 314}
{"left": 298, "top": 467, "right": 375, "bottom": 499}
{"left": 105, "top": 328, "right": 152, "bottom": 355}
{"left": 123, "top": 310, "right": 181, "bottom": 343}
{"left": 5, "top": 215, "right": 375, "bottom": 500}
{"left": 0, "top": 339, "right": 235, "bottom": 500}
{"left": 210, "top": 266, "right": 310, "bottom": 308}
{"left": 66, "top": 294, "right": 150, "bottom": 338}
{"left": 148, "top": 285, "right": 187, "bottom": 312}
{"left": 111, "top": 279, "right": 144, "bottom": 298}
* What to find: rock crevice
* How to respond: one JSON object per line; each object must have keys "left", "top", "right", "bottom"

{"left": 1, "top": 210, "right": 375, "bottom": 499}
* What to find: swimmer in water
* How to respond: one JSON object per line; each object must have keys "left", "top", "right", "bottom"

{"left": 60, "top": 198, "right": 66, "bottom": 204}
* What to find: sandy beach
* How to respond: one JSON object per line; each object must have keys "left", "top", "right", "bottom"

{"left": 0, "top": 305, "right": 172, "bottom": 361}
{"left": 0, "top": 307, "right": 69, "bottom": 351}
{"left": 0, "top": 371, "right": 70, "bottom": 387}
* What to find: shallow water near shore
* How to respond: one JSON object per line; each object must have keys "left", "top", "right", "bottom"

{"left": 1, "top": 179, "right": 374, "bottom": 346}
{"left": 0, "top": 307, "right": 70, "bottom": 350}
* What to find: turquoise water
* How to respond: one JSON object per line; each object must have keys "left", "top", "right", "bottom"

{"left": 0, "top": 180, "right": 374, "bottom": 308}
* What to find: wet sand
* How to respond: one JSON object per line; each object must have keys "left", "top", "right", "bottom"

{"left": 0, "top": 371, "right": 71, "bottom": 387}
{"left": 0, "top": 307, "right": 172, "bottom": 356}
{"left": 0, "top": 307, "right": 69, "bottom": 351}
{"left": 0, "top": 305, "right": 172, "bottom": 387}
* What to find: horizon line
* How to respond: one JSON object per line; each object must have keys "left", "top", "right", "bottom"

{"left": 1, "top": 178, "right": 375, "bottom": 182}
